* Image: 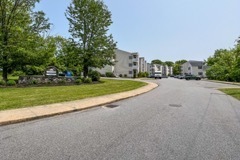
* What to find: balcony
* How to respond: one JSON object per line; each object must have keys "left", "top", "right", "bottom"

{"left": 132, "top": 58, "right": 138, "bottom": 62}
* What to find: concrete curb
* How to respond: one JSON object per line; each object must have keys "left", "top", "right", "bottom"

{"left": 0, "top": 81, "right": 158, "bottom": 126}
{"left": 202, "top": 79, "right": 240, "bottom": 86}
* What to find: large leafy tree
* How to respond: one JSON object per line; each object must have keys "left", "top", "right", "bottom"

{"left": 151, "top": 59, "right": 163, "bottom": 65}
{"left": 54, "top": 36, "right": 83, "bottom": 75}
{"left": 66, "top": 0, "right": 117, "bottom": 77}
{"left": 164, "top": 61, "right": 174, "bottom": 67}
{"left": 206, "top": 46, "right": 240, "bottom": 82}
{"left": 0, "top": 0, "right": 51, "bottom": 81}
{"left": 173, "top": 60, "right": 187, "bottom": 75}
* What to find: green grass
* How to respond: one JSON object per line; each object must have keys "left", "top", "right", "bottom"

{"left": 0, "top": 79, "right": 147, "bottom": 110}
{"left": 219, "top": 88, "right": 240, "bottom": 100}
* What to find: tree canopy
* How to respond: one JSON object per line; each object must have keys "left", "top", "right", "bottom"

{"left": 0, "top": 0, "right": 52, "bottom": 81}
{"left": 151, "top": 59, "right": 163, "bottom": 65}
{"left": 173, "top": 60, "right": 187, "bottom": 75}
{"left": 65, "top": 0, "right": 117, "bottom": 77}
{"left": 206, "top": 44, "right": 240, "bottom": 82}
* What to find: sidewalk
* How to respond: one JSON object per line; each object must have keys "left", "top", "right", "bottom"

{"left": 0, "top": 81, "right": 158, "bottom": 126}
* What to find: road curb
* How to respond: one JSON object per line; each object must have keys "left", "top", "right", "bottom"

{"left": 0, "top": 81, "right": 158, "bottom": 126}
{"left": 202, "top": 79, "right": 240, "bottom": 86}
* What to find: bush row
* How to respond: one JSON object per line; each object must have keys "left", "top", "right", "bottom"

{"left": 0, "top": 80, "right": 17, "bottom": 86}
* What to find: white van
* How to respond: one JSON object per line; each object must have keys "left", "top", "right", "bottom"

{"left": 154, "top": 71, "right": 162, "bottom": 79}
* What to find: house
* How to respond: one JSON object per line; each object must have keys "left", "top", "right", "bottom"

{"left": 181, "top": 60, "right": 208, "bottom": 77}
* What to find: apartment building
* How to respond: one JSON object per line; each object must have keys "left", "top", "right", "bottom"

{"left": 139, "top": 57, "right": 147, "bottom": 73}
{"left": 181, "top": 60, "right": 208, "bottom": 77}
{"left": 147, "top": 63, "right": 151, "bottom": 76}
{"left": 162, "top": 65, "right": 173, "bottom": 76}
{"left": 150, "top": 64, "right": 163, "bottom": 77}
{"left": 95, "top": 49, "right": 140, "bottom": 77}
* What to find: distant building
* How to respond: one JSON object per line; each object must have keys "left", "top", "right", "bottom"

{"left": 181, "top": 60, "right": 208, "bottom": 77}
{"left": 162, "top": 65, "right": 173, "bottom": 76}
{"left": 147, "top": 63, "right": 151, "bottom": 76}
{"left": 139, "top": 57, "right": 147, "bottom": 73}
{"left": 150, "top": 64, "right": 163, "bottom": 77}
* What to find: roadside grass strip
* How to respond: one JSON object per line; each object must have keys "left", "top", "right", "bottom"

{"left": 219, "top": 88, "right": 240, "bottom": 100}
{"left": 0, "top": 79, "right": 147, "bottom": 110}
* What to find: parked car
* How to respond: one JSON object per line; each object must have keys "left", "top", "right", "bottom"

{"left": 185, "top": 75, "right": 201, "bottom": 80}
{"left": 179, "top": 75, "right": 185, "bottom": 79}
{"left": 174, "top": 75, "right": 180, "bottom": 78}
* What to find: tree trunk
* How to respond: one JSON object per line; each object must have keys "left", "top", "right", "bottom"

{"left": 2, "top": 23, "right": 9, "bottom": 81}
{"left": 83, "top": 65, "right": 88, "bottom": 78}
{"left": 2, "top": 65, "right": 8, "bottom": 82}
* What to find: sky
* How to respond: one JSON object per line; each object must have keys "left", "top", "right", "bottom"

{"left": 35, "top": 0, "right": 240, "bottom": 63}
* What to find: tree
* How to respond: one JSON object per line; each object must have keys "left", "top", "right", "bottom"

{"left": 173, "top": 60, "right": 187, "bottom": 75}
{"left": 54, "top": 36, "right": 83, "bottom": 75}
{"left": 151, "top": 59, "right": 163, "bottom": 65}
{"left": 66, "top": 0, "right": 117, "bottom": 78}
{"left": 0, "top": 0, "right": 51, "bottom": 81}
{"left": 164, "top": 61, "right": 174, "bottom": 67}
{"left": 206, "top": 47, "right": 240, "bottom": 82}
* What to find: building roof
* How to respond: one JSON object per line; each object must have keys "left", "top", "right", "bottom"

{"left": 189, "top": 60, "right": 204, "bottom": 66}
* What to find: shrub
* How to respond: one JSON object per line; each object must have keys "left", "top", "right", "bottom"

{"left": 59, "top": 79, "right": 66, "bottom": 84}
{"left": 124, "top": 74, "right": 127, "bottom": 78}
{"left": 138, "top": 72, "right": 144, "bottom": 78}
{"left": 0, "top": 80, "right": 6, "bottom": 86}
{"left": 32, "top": 80, "right": 38, "bottom": 85}
{"left": 119, "top": 74, "right": 122, "bottom": 77}
{"left": 12, "top": 71, "right": 25, "bottom": 76}
{"left": 75, "top": 79, "right": 82, "bottom": 85}
{"left": 105, "top": 72, "right": 115, "bottom": 77}
{"left": 89, "top": 70, "right": 100, "bottom": 81}
{"left": 144, "top": 72, "right": 149, "bottom": 77}
{"left": 83, "top": 78, "right": 92, "bottom": 84}
{"left": 7, "top": 80, "right": 16, "bottom": 86}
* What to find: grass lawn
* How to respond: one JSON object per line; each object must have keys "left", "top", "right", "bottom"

{"left": 219, "top": 88, "right": 240, "bottom": 100}
{"left": 0, "top": 79, "right": 147, "bottom": 111}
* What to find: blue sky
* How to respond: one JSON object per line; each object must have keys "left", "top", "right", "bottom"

{"left": 35, "top": 0, "right": 240, "bottom": 63}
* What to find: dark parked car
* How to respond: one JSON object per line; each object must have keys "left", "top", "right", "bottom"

{"left": 179, "top": 75, "right": 185, "bottom": 79}
{"left": 185, "top": 75, "right": 201, "bottom": 80}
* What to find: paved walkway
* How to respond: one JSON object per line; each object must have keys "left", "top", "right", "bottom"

{"left": 0, "top": 80, "right": 158, "bottom": 126}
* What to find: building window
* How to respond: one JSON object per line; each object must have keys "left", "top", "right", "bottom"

{"left": 129, "top": 63, "right": 132, "bottom": 67}
{"left": 198, "top": 72, "right": 203, "bottom": 75}
{"left": 133, "top": 55, "right": 137, "bottom": 59}
{"left": 133, "top": 62, "right": 137, "bottom": 66}
{"left": 198, "top": 66, "right": 202, "bottom": 69}
{"left": 129, "top": 56, "right": 132, "bottom": 59}
{"left": 129, "top": 71, "right": 132, "bottom": 74}
{"left": 188, "top": 67, "right": 191, "bottom": 70}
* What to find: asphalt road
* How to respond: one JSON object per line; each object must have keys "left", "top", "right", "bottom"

{"left": 1, "top": 78, "right": 240, "bottom": 160}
